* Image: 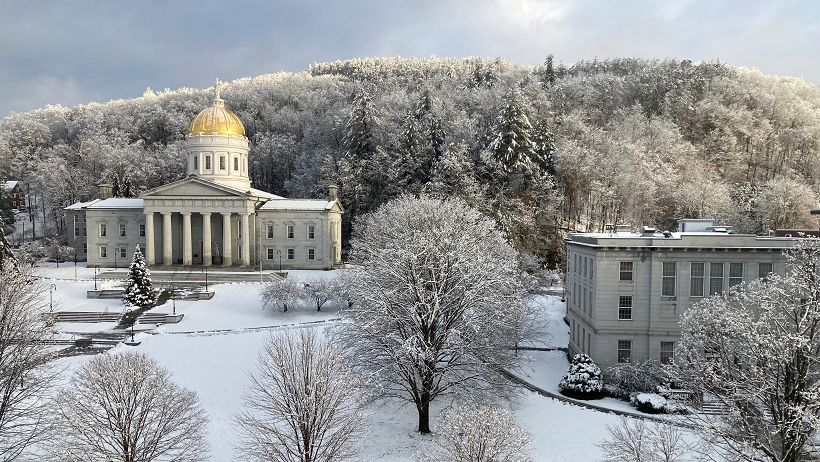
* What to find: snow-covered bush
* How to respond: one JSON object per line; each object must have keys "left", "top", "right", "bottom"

{"left": 631, "top": 393, "right": 667, "bottom": 414}
{"left": 559, "top": 354, "right": 604, "bottom": 398}
{"left": 606, "top": 358, "right": 667, "bottom": 395}
{"left": 519, "top": 253, "right": 562, "bottom": 294}
{"left": 420, "top": 406, "right": 532, "bottom": 462}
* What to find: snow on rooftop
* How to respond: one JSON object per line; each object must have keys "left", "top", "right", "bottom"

{"left": 85, "top": 198, "right": 144, "bottom": 209}
{"left": 249, "top": 188, "right": 284, "bottom": 200}
{"left": 65, "top": 198, "right": 101, "bottom": 210}
{"left": 260, "top": 199, "right": 337, "bottom": 211}
{"left": 3, "top": 180, "right": 19, "bottom": 191}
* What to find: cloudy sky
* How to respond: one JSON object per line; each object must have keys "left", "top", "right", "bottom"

{"left": 0, "top": 0, "right": 818, "bottom": 119}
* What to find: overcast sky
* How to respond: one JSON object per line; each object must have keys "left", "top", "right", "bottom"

{"left": 0, "top": 0, "right": 818, "bottom": 119}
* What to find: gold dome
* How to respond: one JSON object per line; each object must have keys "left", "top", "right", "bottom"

{"left": 189, "top": 103, "right": 246, "bottom": 137}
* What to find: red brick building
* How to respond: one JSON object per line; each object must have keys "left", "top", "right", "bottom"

{"left": 3, "top": 181, "right": 25, "bottom": 210}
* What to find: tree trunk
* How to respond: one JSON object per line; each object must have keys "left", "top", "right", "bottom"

{"left": 418, "top": 393, "right": 431, "bottom": 434}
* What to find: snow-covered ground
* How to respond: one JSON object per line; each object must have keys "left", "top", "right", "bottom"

{"left": 35, "top": 263, "right": 673, "bottom": 461}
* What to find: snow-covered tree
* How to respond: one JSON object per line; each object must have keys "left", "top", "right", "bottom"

{"left": 606, "top": 359, "right": 666, "bottom": 394}
{"left": 122, "top": 244, "right": 155, "bottom": 308}
{"left": 303, "top": 277, "right": 337, "bottom": 311}
{"left": 420, "top": 406, "right": 533, "bottom": 462}
{"left": 487, "top": 89, "right": 534, "bottom": 172}
{"left": 334, "top": 195, "right": 525, "bottom": 434}
{"left": 51, "top": 351, "right": 209, "bottom": 462}
{"left": 559, "top": 354, "right": 604, "bottom": 398}
{"left": 597, "top": 417, "right": 689, "bottom": 462}
{"left": 0, "top": 266, "right": 58, "bottom": 460}
{"left": 236, "top": 328, "right": 366, "bottom": 462}
{"left": 673, "top": 238, "right": 820, "bottom": 462}
{"left": 343, "top": 91, "right": 377, "bottom": 162}
{"left": 260, "top": 277, "right": 305, "bottom": 312}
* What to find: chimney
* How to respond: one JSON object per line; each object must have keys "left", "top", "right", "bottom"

{"left": 98, "top": 183, "right": 113, "bottom": 200}
{"left": 79, "top": 193, "right": 89, "bottom": 203}
{"left": 328, "top": 185, "right": 338, "bottom": 202}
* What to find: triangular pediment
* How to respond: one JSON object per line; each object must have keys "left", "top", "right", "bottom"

{"left": 141, "top": 176, "right": 248, "bottom": 198}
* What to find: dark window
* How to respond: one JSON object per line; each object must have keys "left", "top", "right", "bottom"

{"left": 267, "top": 225, "right": 274, "bottom": 239}
{"left": 205, "top": 156, "right": 211, "bottom": 170}
{"left": 710, "top": 263, "right": 724, "bottom": 295}
{"left": 690, "top": 262, "right": 705, "bottom": 297}
{"left": 287, "top": 225, "right": 294, "bottom": 239}
{"left": 287, "top": 248, "right": 294, "bottom": 260}
{"left": 662, "top": 262, "right": 676, "bottom": 296}
{"left": 619, "top": 262, "right": 633, "bottom": 281}
{"left": 729, "top": 263, "right": 744, "bottom": 287}
{"left": 618, "top": 296, "right": 632, "bottom": 320}
{"left": 758, "top": 262, "right": 773, "bottom": 282}
{"left": 660, "top": 342, "right": 674, "bottom": 365}
{"left": 308, "top": 249, "right": 315, "bottom": 260}
{"left": 267, "top": 249, "right": 274, "bottom": 260}
{"left": 618, "top": 340, "right": 632, "bottom": 363}
{"left": 308, "top": 225, "right": 315, "bottom": 239}
{"left": 139, "top": 224, "right": 146, "bottom": 238}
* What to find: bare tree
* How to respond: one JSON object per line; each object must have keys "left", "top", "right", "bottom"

{"left": 0, "top": 265, "right": 58, "bottom": 461}
{"left": 420, "top": 405, "right": 532, "bottom": 462}
{"left": 260, "top": 277, "right": 305, "bottom": 312}
{"left": 235, "top": 327, "right": 366, "bottom": 462}
{"left": 302, "top": 277, "right": 336, "bottom": 311}
{"left": 597, "top": 417, "right": 689, "bottom": 462}
{"left": 673, "top": 238, "right": 820, "bottom": 462}
{"left": 51, "top": 351, "right": 210, "bottom": 462}
{"left": 334, "top": 195, "right": 525, "bottom": 434}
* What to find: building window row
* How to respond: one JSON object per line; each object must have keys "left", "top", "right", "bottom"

{"left": 266, "top": 248, "right": 316, "bottom": 261}
{"left": 265, "top": 223, "right": 317, "bottom": 240}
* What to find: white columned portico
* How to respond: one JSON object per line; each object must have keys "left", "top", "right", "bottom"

{"left": 222, "top": 212, "right": 232, "bottom": 266}
{"left": 240, "top": 212, "right": 250, "bottom": 266}
{"left": 144, "top": 212, "right": 155, "bottom": 265}
{"left": 182, "top": 212, "right": 192, "bottom": 266}
{"left": 202, "top": 212, "right": 212, "bottom": 266}
{"left": 162, "top": 212, "right": 173, "bottom": 265}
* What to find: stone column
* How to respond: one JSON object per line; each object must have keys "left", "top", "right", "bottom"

{"left": 182, "top": 212, "right": 192, "bottom": 266}
{"left": 162, "top": 212, "right": 173, "bottom": 265}
{"left": 144, "top": 212, "right": 155, "bottom": 265}
{"left": 202, "top": 212, "right": 212, "bottom": 266}
{"left": 221, "top": 212, "right": 232, "bottom": 266}
{"left": 240, "top": 212, "right": 250, "bottom": 266}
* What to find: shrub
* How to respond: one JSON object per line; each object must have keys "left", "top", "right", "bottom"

{"left": 559, "top": 354, "right": 604, "bottom": 399}
{"left": 606, "top": 358, "right": 667, "bottom": 394}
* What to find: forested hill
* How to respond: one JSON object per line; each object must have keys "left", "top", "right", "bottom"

{"left": 2, "top": 56, "right": 820, "bottom": 267}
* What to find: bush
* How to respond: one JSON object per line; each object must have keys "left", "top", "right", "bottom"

{"left": 559, "top": 354, "right": 604, "bottom": 399}
{"left": 606, "top": 358, "right": 667, "bottom": 395}
{"left": 629, "top": 392, "right": 689, "bottom": 415}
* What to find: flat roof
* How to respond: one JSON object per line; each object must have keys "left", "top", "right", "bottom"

{"left": 260, "top": 199, "right": 338, "bottom": 211}
{"left": 566, "top": 231, "right": 799, "bottom": 250}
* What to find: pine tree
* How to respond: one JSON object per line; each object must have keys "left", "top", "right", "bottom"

{"left": 531, "top": 121, "right": 557, "bottom": 176}
{"left": 487, "top": 89, "right": 534, "bottom": 172}
{"left": 542, "top": 54, "right": 556, "bottom": 87}
{"left": 343, "top": 91, "right": 377, "bottom": 162}
{"left": 122, "top": 245, "right": 155, "bottom": 308}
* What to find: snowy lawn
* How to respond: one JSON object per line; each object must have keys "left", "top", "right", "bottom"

{"left": 49, "top": 279, "right": 679, "bottom": 461}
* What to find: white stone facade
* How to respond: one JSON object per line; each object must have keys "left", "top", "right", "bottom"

{"left": 65, "top": 92, "right": 343, "bottom": 269}
{"left": 565, "top": 222, "right": 797, "bottom": 373}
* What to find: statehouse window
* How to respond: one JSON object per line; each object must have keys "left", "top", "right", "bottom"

{"left": 660, "top": 342, "right": 675, "bottom": 365}
{"left": 233, "top": 157, "right": 239, "bottom": 171}
{"left": 267, "top": 248, "right": 274, "bottom": 260}
{"left": 100, "top": 246, "right": 107, "bottom": 258}
{"left": 205, "top": 155, "right": 211, "bottom": 170}
{"left": 710, "top": 263, "right": 724, "bottom": 295}
{"left": 287, "top": 248, "right": 294, "bottom": 260}
{"left": 287, "top": 225, "right": 294, "bottom": 239}
{"left": 139, "top": 224, "right": 145, "bottom": 238}
{"left": 618, "top": 296, "right": 632, "bottom": 320}
{"left": 662, "top": 262, "right": 676, "bottom": 296}
{"left": 729, "top": 263, "right": 744, "bottom": 288}
{"left": 119, "top": 223, "right": 126, "bottom": 237}
{"left": 219, "top": 156, "right": 226, "bottom": 170}
{"left": 308, "top": 225, "right": 315, "bottom": 239}
{"left": 758, "top": 262, "right": 773, "bottom": 282}
{"left": 267, "top": 225, "right": 274, "bottom": 239}
{"left": 308, "top": 248, "right": 315, "bottom": 260}
{"left": 690, "top": 262, "right": 705, "bottom": 297}
{"left": 99, "top": 224, "right": 107, "bottom": 237}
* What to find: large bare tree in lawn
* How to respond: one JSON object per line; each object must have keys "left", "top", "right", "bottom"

{"left": 51, "top": 351, "right": 209, "bottom": 462}
{"left": 334, "top": 195, "right": 525, "bottom": 434}
{"left": 236, "top": 327, "right": 366, "bottom": 462}
{"left": 0, "top": 265, "right": 59, "bottom": 461}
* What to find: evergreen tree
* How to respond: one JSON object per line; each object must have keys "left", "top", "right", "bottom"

{"left": 343, "top": 91, "right": 377, "bottom": 162}
{"left": 111, "top": 175, "right": 121, "bottom": 198}
{"left": 122, "top": 245, "right": 155, "bottom": 308}
{"left": 542, "top": 54, "right": 556, "bottom": 87}
{"left": 531, "top": 121, "right": 557, "bottom": 176}
{"left": 487, "top": 89, "right": 534, "bottom": 172}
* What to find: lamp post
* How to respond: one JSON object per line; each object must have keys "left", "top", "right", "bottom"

{"left": 276, "top": 249, "right": 281, "bottom": 271}
{"left": 49, "top": 283, "right": 57, "bottom": 311}
{"left": 114, "top": 248, "right": 118, "bottom": 269}
{"left": 200, "top": 266, "right": 208, "bottom": 292}
{"left": 94, "top": 265, "right": 100, "bottom": 290}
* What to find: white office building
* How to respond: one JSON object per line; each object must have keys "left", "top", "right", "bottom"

{"left": 565, "top": 219, "right": 797, "bottom": 372}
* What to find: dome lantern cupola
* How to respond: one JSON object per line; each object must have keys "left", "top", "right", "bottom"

{"left": 185, "top": 79, "right": 251, "bottom": 191}
{"left": 188, "top": 79, "right": 246, "bottom": 138}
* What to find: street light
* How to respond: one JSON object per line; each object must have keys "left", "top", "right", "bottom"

{"left": 114, "top": 248, "right": 118, "bottom": 269}
{"left": 94, "top": 265, "right": 100, "bottom": 290}
{"left": 49, "top": 283, "right": 57, "bottom": 311}
{"left": 200, "top": 266, "right": 208, "bottom": 292}
{"left": 276, "top": 249, "right": 281, "bottom": 271}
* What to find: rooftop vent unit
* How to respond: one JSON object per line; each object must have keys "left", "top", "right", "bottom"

{"left": 663, "top": 230, "right": 673, "bottom": 238}
{"left": 706, "top": 226, "right": 732, "bottom": 233}
{"left": 677, "top": 219, "right": 715, "bottom": 233}
{"left": 642, "top": 226, "right": 656, "bottom": 237}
